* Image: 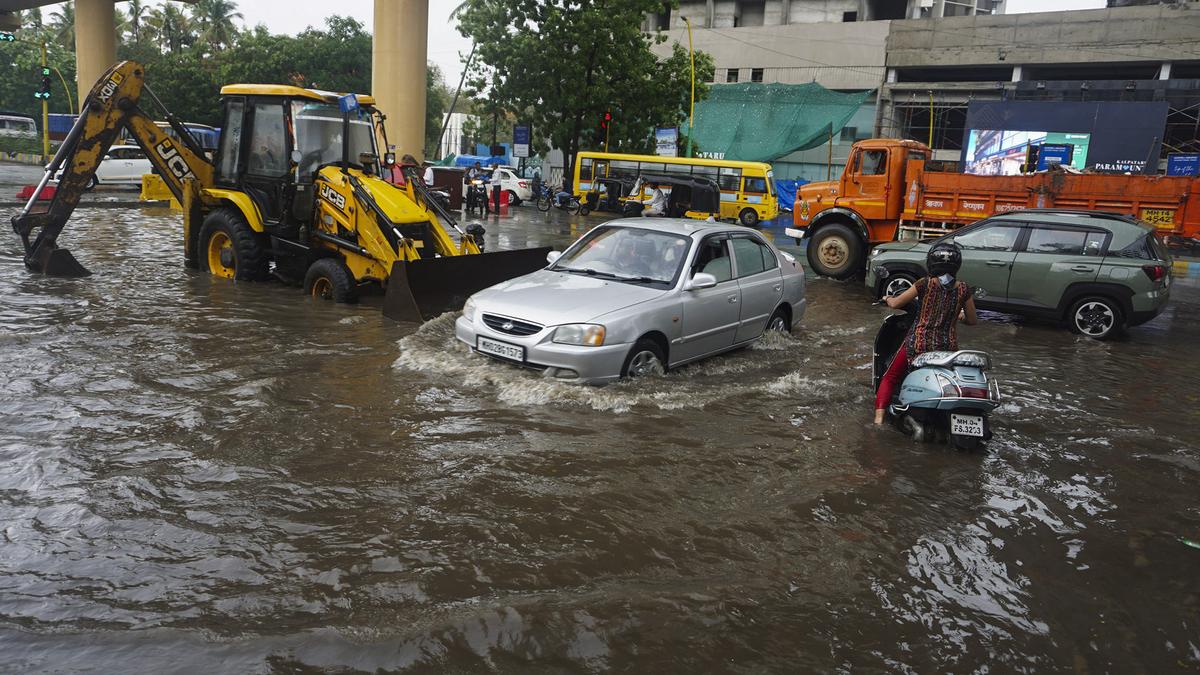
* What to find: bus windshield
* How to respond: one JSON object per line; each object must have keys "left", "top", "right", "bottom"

{"left": 292, "top": 102, "right": 377, "bottom": 177}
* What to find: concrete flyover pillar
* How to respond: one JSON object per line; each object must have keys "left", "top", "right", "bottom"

{"left": 373, "top": 0, "right": 428, "bottom": 160}
{"left": 75, "top": 0, "right": 117, "bottom": 107}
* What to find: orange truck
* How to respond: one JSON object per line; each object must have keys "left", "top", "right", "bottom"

{"left": 785, "top": 138, "right": 1200, "bottom": 278}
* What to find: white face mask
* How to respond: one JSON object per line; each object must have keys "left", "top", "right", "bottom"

{"left": 938, "top": 274, "right": 954, "bottom": 285}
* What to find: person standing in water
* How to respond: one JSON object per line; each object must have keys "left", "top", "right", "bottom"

{"left": 874, "top": 243, "right": 978, "bottom": 425}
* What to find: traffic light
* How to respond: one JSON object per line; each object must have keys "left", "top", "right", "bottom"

{"left": 34, "top": 67, "right": 51, "bottom": 100}
{"left": 1021, "top": 144, "right": 1040, "bottom": 174}
{"left": 600, "top": 111, "right": 611, "bottom": 130}
{"left": 0, "top": 33, "right": 15, "bottom": 42}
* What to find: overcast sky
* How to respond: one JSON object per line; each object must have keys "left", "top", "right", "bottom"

{"left": 33, "top": 0, "right": 1105, "bottom": 87}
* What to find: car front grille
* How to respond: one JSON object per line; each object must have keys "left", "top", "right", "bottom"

{"left": 481, "top": 313, "right": 543, "bottom": 336}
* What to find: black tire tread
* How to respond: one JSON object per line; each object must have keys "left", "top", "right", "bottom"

{"left": 198, "top": 207, "right": 269, "bottom": 281}
{"left": 304, "top": 258, "right": 358, "bottom": 304}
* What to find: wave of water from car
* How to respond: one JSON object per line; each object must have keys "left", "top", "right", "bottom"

{"left": 0, "top": 193, "right": 1197, "bottom": 671}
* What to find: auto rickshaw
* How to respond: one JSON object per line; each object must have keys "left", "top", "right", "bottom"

{"left": 621, "top": 174, "right": 722, "bottom": 221}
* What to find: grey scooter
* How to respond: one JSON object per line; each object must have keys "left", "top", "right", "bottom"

{"left": 873, "top": 279, "right": 1001, "bottom": 450}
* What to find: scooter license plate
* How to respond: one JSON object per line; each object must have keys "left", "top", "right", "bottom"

{"left": 477, "top": 336, "right": 524, "bottom": 363}
{"left": 951, "top": 413, "right": 984, "bottom": 438}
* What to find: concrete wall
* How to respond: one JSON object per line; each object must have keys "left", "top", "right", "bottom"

{"left": 887, "top": 3, "right": 1200, "bottom": 69}
{"left": 651, "top": 19, "right": 889, "bottom": 90}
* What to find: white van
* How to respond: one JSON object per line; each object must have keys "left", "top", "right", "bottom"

{"left": 0, "top": 113, "right": 38, "bottom": 142}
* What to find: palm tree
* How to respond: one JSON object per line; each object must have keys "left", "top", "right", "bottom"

{"left": 145, "top": 3, "right": 193, "bottom": 53}
{"left": 190, "top": 0, "right": 242, "bottom": 51}
{"left": 48, "top": 2, "right": 75, "bottom": 51}
{"left": 121, "top": 0, "right": 147, "bottom": 46}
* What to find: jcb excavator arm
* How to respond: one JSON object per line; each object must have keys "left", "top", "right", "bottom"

{"left": 11, "top": 60, "right": 212, "bottom": 276}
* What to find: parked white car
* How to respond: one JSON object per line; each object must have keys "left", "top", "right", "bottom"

{"left": 94, "top": 145, "right": 154, "bottom": 185}
{"left": 456, "top": 218, "right": 807, "bottom": 384}
{"left": 467, "top": 166, "right": 533, "bottom": 205}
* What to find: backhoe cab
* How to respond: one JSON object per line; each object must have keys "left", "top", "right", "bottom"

{"left": 11, "top": 61, "right": 550, "bottom": 322}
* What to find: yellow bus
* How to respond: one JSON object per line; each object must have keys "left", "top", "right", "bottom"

{"left": 573, "top": 151, "right": 778, "bottom": 226}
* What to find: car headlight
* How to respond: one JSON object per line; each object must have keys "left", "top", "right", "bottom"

{"left": 462, "top": 297, "right": 478, "bottom": 322}
{"left": 870, "top": 248, "right": 883, "bottom": 257}
{"left": 552, "top": 323, "right": 605, "bottom": 346}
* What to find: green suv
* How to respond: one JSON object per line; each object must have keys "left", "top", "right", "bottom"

{"left": 865, "top": 210, "right": 1172, "bottom": 340}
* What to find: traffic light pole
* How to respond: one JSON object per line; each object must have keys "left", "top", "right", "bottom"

{"left": 40, "top": 42, "right": 49, "bottom": 161}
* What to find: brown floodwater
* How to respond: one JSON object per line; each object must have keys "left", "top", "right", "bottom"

{"left": 1, "top": 199, "right": 1198, "bottom": 672}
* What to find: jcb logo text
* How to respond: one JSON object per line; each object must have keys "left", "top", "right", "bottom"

{"left": 155, "top": 139, "right": 196, "bottom": 183}
{"left": 320, "top": 184, "right": 346, "bottom": 211}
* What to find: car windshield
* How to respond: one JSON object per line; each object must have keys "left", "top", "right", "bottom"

{"left": 292, "top": 102, "right": 377, "bottom": 177}
{"left": 553, "top": 226, "right": 691, "bottom": 287}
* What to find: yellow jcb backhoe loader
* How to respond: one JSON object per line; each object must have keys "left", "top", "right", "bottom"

{"left": 10, "top": 61, "right": 550, "bottom": 322}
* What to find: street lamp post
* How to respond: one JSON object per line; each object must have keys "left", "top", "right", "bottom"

{"left": 682, "top": 16, "right": 695, "bottom": 158}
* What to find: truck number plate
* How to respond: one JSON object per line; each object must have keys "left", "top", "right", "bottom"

{"left": 477, "top": 336, "right": 524, "bottom": 362}
{"left": 1140, "top": 208, "right": 1176, "bottom": 227}
{"left": 951, "top": 414, "right": 984, "bottom": 438}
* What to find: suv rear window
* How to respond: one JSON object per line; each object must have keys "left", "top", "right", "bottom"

{"left": 1118, "top": 234, "right": 1165, "bottom": 261}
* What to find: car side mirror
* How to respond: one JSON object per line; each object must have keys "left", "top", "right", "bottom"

{"left": 546, "top": 251, "right": 561, "bottom": 264}
{"left": 103, "top": 154, "right": 112, "bottom": 160}
{"left": 687, "top": 272, "right": 718, "bottom": 290}
{"left": 383, "top": 152, "right": 396, "bottom": 167}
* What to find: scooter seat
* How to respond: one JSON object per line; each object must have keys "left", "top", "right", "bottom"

{"left": 910, "top": 350, "right": 991, "bottom": 369}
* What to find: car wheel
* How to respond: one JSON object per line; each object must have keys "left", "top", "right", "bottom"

{"left": 1069, "top": 296, "right": 1123, "bottom": 340}
{"left": 304, "top": 258, "right": 358, "bottom": 303}
{"left": 807, "top": 222, "right": 863, "bottom": 279}
{"left": 739, "top": 208, "right": 760, "bottom": 227}
{"left": 506, "top": 189, "right": 521, "bottom": 206}
{"left": 766, "top": 306, "right": 791, "bottom": 333}
{"left": 880, "top": 271, "right": 916, "bottom": 300}
{"left": 87, "top": 175, "right": 99, "bottom": 190}
{"left": 621, "top": 339, "right": 665, "bottom": 379}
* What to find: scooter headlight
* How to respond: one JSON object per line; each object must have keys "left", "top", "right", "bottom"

{"left": 553, "top": 324, "right": 606, "bottom": 346}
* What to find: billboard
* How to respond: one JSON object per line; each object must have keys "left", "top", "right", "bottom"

{"left": 962, "top": 101, "right": 1168, "bottom": 175}
{"left": 512, "top": 124, "right": 530, "bottom": 159}
{"left": 964, "top": 130, "right": 1090, "bottom": 176}
{"left": 655, "top": 127, "right": 678, "bottom": 157}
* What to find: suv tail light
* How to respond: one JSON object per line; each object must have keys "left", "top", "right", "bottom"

{"left": 1142, "top": 264, "right": 1166, "bottom": 283}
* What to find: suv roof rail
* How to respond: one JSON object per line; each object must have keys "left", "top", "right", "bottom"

{"left": 998, "top": 208, "right": 1139, "bottom": 222}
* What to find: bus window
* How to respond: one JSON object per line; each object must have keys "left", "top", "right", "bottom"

{"left": 641, "top": 162, "right": 665, "bottom": 174}
{"left": 610, "top": 160, "right": 638, "bottom": 180}
{"left": 692, "top": 165, "right": 718, "bottom": 181}
{"left": 594, "top": 161, "right": 608, "bottom": 178}
{"left": 580, "top": 157, "right": 593, "bottom": 178}
{"left": 743, "top": 177, "right": 768, "bottom": 194}
{"left": 664, "top": 164, "right": 692, "bottom": 177}
{"left": 718, "top": 167, "right": 741, "bottom": 191}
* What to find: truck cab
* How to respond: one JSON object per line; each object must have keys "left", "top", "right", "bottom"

{"left": 787, "top": 139, "right": 931, "bottom": 279}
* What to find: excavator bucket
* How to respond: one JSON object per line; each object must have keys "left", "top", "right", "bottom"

{"left": 382, "top": 247, "right": 553, "bottom": 323}
{"left": 27, "top": 243, "right": 92, "bottom": 277}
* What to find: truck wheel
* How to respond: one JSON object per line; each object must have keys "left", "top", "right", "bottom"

{"left": 739, "top": 208, "right": 760, "bottom": 227}
{"left": 304, "top": 258, "right": 358, "bottom": 303}
{"left": 1069, "top": 296, "right": 1123, "bottom": 340}
{"left": 807, "top": 222, "right": 863, "bottom": 279}
{"left": 198, "top": 208, "right": 268, "bottom": 281}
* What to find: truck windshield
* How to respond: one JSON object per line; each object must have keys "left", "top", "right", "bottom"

{"left": 292, "top": 102, "right": 377, "bottom": 178}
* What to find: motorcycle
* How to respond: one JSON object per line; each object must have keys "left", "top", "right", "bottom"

{"left": 873, "top": 271, "right": 1001, "bottom": 451}
{"left": 465, "top": 178, "right": 490, "bottom": 216}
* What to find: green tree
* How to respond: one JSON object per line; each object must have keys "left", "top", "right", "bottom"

{"left": 190, "top": 0, "right": 242, "bottom": 52}
{"left": 426, "top": 63, "right": 451, "bottom": 157}
{"left": 48, "top": 2, "right": 75, "bottom": 51}
{"left": 455, "top": 0, "right": 713, "bottom": 178}
{"left": 144, "top": 3, "right": 194, "bottom": 54}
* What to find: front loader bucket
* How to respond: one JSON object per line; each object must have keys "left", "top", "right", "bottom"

{"left": 383, "top": 247, "right": 553, "bottom": 323}
{"left": 26, "top": 244, "right": 92, "bottom": 278}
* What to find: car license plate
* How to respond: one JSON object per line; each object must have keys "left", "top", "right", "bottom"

{"left": 950, "top": 413, "right": 984, "bottom": 438}
{"left": 477, "top": 336, "right": 524, "bottom": 362}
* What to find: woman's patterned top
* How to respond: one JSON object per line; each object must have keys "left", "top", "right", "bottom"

{"left": 905, "top": 277, "right": 971, "bottom": 363}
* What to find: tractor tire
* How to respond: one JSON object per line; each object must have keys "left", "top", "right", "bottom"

{"left": 198, "top": 208, "right": 268, "bottom": 281}
{"left": 739, "top": 208, "right": 760, "bottom": 227}
{"left": 304, "top": 258, "right": 358, "bottom": 304}
{"left": 807, "top": 222, "right": 864, "bottom": 280}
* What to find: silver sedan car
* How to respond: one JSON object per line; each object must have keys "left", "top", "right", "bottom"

{"left": 454, "top": 218, "right": 807, "bottom": 384}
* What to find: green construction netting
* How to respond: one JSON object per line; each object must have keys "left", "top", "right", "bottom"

{"left": 435, "top": 153, "right": 458, "bottom": 166}
{"left": 692, "top": 83, "right": 874, "bottom": 162}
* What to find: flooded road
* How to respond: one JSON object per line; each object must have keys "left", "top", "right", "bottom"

{"left": 1, "top": 195, "right": 1198, "bottom": 672}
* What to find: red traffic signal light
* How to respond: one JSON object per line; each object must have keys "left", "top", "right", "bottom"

{"left": 601, "top": 111, "right": 612, "bottom": 130}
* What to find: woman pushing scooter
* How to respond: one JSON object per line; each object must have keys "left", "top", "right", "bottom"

{"left": 874, "top": 243, "right": 978, "bottom": 425}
